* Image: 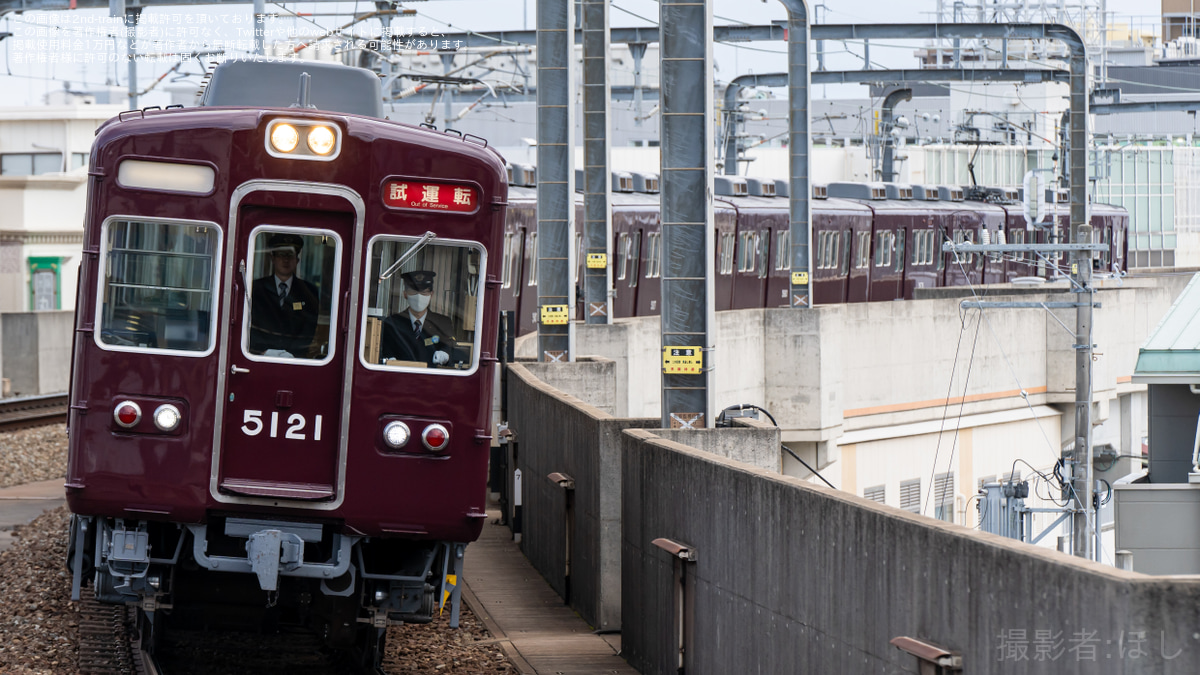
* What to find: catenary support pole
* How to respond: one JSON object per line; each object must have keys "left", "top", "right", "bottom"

{"left": 880, "top": 87, "right": 912, "bottom": 183}
{"left": 125, "top": 7, "right": 140, "bottom": 108}
{"left": 629, "top": 42, "right": 647, "bottom": 127}
{"left": 582, "top": 0, "right": 612, "bottom": 325}
{"left": 658, "top": 0, "right": 714, "bottom": 428}
{"left": 253, "top": 0, "right": 264, "bottom": 55}
{"left": 721, "top": 73, "right": 787, "bottom": 176}
{"left": 777, "top": 0, "right": 812, "bottom": 311}
{"left": 536, "top": 0, "right": 575, "bottom": 362}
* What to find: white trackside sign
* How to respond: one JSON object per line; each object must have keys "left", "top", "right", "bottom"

{"left": 1022, "top": 170, "right": 1047, "bottom": 230}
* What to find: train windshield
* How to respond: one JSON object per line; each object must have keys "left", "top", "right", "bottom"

{"left": 361, "top": 236, "right": 483, "bottom": 372}
{"left": 97, "top": 219, "right": 219, "bottom": 355}
{"left": 244, "top": 228, "right": 341, "bottom": 362}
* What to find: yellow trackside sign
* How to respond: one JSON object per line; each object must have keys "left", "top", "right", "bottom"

{"left": 540, "top": 305, "right": 570, "bottom": 325}
{"left": 791, "top": 271, "right": 809, "bottom": 285}
{"left": 587, "top": 253, "right": 607, "bottom": 269}
{"left": 662, "top": 346, "right": 703, "bottom": 374}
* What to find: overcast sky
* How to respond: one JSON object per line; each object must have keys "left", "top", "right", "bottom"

{"left": 0, "top": 0, "right": 1167, "bottom": 108}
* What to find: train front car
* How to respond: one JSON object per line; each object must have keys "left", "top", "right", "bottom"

{"left": 65, "top": 60, "right": 507, "bottom": 665}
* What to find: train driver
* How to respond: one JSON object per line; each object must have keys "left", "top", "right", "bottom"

{"left": 379, "top": 270, "right": 466, "bottom": 368}
{"left": 248, "top": 232, "right": 321, "bottom": 358}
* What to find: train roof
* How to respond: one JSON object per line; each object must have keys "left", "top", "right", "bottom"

{"left": 200, "top": 59, "right": 383, "bottom": 118}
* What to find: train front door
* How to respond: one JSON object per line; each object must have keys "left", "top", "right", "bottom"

{"left": 217, "top": 204, "right": 355, "bottom": 501}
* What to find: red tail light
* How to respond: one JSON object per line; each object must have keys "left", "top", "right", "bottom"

{"left": 114, "top": 401, "right": 142, "bottom": 428}
{"left": 422, "top": 424, "right": 449, "bottom": 453}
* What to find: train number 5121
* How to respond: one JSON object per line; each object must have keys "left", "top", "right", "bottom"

{"left": 241, "top": 410, "right": 324, "bottom": 441}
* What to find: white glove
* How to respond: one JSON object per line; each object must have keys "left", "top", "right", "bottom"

{"left": 264, "top": 349, "right": 294, "bottom": 358}
{"left": 432, "top": 351, "right": 449, "bottom": 366}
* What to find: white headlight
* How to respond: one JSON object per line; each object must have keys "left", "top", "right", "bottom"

{"left": 270, "top": 123, "right": 299, "bottom": 153}
{"left": 383, "top": 421, "right": 411, "bottom": 449}
{"left": 153, "top": 404, "right": 182, "bottom": 432}
{"left": 307, "top": 126, "right": 336, "bottom": 155}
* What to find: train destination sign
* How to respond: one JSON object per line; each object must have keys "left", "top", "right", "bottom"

{"left": 662, "top": 346, "right": 703, "bottom": 374}
{"left": 383, "top": 180, "right": 477, "bottom": 213}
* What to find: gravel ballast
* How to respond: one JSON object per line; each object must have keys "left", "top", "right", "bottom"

{"left": 0, "top": 425, "right": 69, "bottom": 489}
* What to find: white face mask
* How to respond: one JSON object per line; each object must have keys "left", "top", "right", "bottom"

{"left": 407, "top": 292, "right": 431, "bottom": 312}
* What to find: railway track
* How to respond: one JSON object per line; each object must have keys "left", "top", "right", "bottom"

{"left": 0, "top": 393, "right": 68, "bottom": 432}
{"left": 77, "top": 594, "right": 382, "bottom": 675}
{"left": 77, "top": 592, "right": 160, "bottom": 675}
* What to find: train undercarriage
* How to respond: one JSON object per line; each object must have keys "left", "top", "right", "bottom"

{"left": 67, "top": 513, "right": 465, "bottom": 668}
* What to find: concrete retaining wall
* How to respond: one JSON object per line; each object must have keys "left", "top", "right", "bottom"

{"left": 508, "top": 361, "right": 657, "bottom": 629}
{"left": 1, "top": 311, "right": 73, "bottom": 396}
{"left": 622, "top": 428, "right": 1200, "bottom": 674}
{"left": 509, "top": 360, "right": 785, "bottom": 629}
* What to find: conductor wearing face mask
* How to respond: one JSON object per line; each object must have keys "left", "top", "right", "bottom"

{"left": 379, "top": 270, "right": 464, "bottom": 367}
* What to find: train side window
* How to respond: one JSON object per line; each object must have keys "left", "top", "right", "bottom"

{"left": 840, "top": 231, "right": 852, "bottom": 274}
{"left": 97, "top": 218, "right": 220, "bottom": 355}
{"left": 616, "top": 233, "right": 630, "bottom": 280}
{"left": 936, "top": 230, "right": 946, "bottom": 271}
{"left": 856, "top": 231, "right": 870, "bottom": 270}
{"left": 501, "top": 234, "right": 514, "bottom": 288}
{"left": 876, "top": 231, "right": 894, "bottom": 269}
{"left": 629, "top": 232, "right": 641, "bottom": 286}
{"left": 244, "top": 228, "right": 341, "bottom": 362}
{"left": 508, "top": 233, "right": 523, "bottom": 295}
{"left": 989, "top": 230, "right": 1005, "bottom": 263}
{"left": 911, "top": 231, "right": 921, "bottom": 266}
{"left": 775, "top": 231, "right": 789, "bottom": 271}
{"left": 893, "top": 229, "right": 905, "bottom": 273}
{"left": 527, "top": 233, "right": 539, "bottom": 286}
{"left": 361, "top": 236, "right": 484, "bottom": 373}
{"left": 574, "top": 232, "right": 583, "bottom": 285}
{"left": 759, "top": 232, "right": 770, "bottom": 279}
{"left": 814, "top": 232, "right": 826, "bottom": 269}
{"left": 951, "top": 230, "right": 968, "bottom": 266}
{"left": 654, "top": 232, "right": 662, "bottom": 278}
{"left": 719, "top": 232, "right": 736, "bottom": 275}
{"left": 737, "top": 232, "right": 751, "bottom": 273}
{"left": 1011, "top": 229, "right": 1025, "bottom": 263}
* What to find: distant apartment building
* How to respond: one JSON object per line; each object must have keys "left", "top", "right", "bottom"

{"left": 0, "top": 105, "right": 122, "bottom": 313}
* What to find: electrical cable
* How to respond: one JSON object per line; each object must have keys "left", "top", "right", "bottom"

{"left": 781, "top": 444, "right": 838, "bottom": 490}
{"left": 717, "top": 404, "right": 835, "bottom": 490}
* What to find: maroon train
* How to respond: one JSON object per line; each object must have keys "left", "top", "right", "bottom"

{"left": 497, "top": 169, "right": 1128, "bottom": 336}
{"left": 65, "top": 59, "right": 506, "bottom": 666}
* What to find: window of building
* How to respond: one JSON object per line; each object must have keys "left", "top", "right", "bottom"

{"left": 899, "top": 478, "right": 921, "bottom": 513}
{"left": 934, "top": 472, "right": 956, "bottom": 522}
{"left": 96, "top": 219, "right": 220, "bottom": 355}
{"left": 28, "top": 257, "right": 62, "bottom": 311}
{"left": 1, "top": 153, "right": 63, "bottom": 176}
{"left": 863, "top": 485, "right": 886, "bottom": 503}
